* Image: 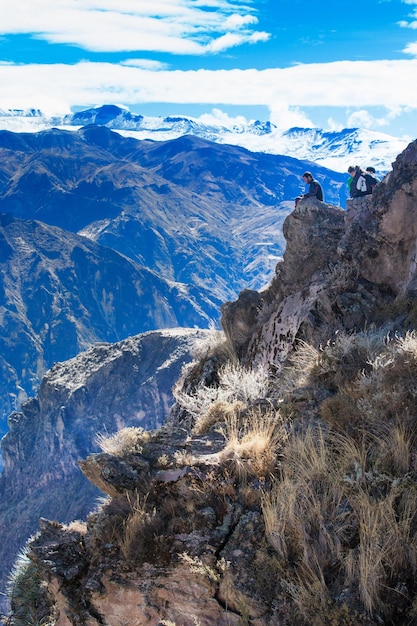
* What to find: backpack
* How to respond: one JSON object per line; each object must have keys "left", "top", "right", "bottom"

{"left": 356, "top": 175, "right": 367, "bottom": 193}
{"left": 365, "top": 173, "right": 378, "bottom": 193}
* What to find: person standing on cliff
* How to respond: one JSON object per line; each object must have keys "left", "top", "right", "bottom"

{"left": 302, "top": 171, "right": 324, "bottom": 201}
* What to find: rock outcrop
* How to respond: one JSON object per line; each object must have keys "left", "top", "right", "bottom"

{"left": 6, "top": 140, "right": 417, "bottom": 626}
{"left": 0, "top": 328, "right": 209, "bottom": 614}
{"left": 222, "top": 141, "right": 417, "bottom": 371}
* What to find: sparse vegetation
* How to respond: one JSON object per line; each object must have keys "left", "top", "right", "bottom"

{"left": 219, "top": 407, "right": 287, "bottom": 481}
{"left": 174, "top": 360, "right": 270, "bottom": 429}
{"left": 261, "top": 330, "right": 417, "bottom": 623}
{"left": 95, "top": 426, "right": 150, "bottom": 456}
{"left": 9, "top": 328, "right": 417, "bottom": 625}
{"left": 6, "top": 549, "right": 56, "bottom": 626}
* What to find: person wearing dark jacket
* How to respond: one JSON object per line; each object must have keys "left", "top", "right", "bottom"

{"left": 350, "top": 166, "right": 371, "bottom": 197}
{"left": 365, "top": 166, "right": 379, "bottom": 191}
{"left": 302, "top": 171, "right": 324, "bottom": 201}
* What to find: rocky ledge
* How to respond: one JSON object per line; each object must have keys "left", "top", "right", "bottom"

{"left": 6, "top": 140, "right": 417, "bottom": 626}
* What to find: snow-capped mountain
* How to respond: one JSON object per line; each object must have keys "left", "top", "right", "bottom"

{"left": 0, "top": 105, "right": 409, "bottom": 174}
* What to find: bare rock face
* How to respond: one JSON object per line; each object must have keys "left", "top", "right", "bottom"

{"left": 0, "top": 328, "right": 208, "bottom": 613}
{"left": 221, "top": 198, "right": 347, "bottom": 368}
{"left": 22, "top": 426, "right": 278, "bottom": 626}
{"left": 350, "top": 140, "right": 417, "bottom": 293}
{"left": 7, "top": 139, "right": 417, "bottom": 626}
{"left": 222, "top": 139, "right": 417, "bottom": 372}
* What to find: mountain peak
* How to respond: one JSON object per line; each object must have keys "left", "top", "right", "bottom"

{"left": 0, "top": 104, "right": 409, "bottom": 173}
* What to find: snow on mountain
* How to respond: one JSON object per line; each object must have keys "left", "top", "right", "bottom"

{"left": 0, "top": 105, "right": 410, "bottom": 174}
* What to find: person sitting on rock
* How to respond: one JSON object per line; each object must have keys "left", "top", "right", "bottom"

{"left": 350, "top": 165, "right": 372, "bottom": 198}
{"left": 347, "top": 166, "right": 356, "bottom": 197}
{"left": 365, "top": 166, "right": 380, "bottom": 191}
{"left": 302, "top": 171, "right": 324, "bottom": 201}
{"left": 366, "top": 166, "right": 379, "bottom": 179}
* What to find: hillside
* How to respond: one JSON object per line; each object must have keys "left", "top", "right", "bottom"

{"left": 4, "top": 139, "right": 417, "bottom": 625}
{"left": 0, "top": 215, "right": 220, "bottom": 427}
{"left": 0, "top": 125, "right": 348, "bottom": 425}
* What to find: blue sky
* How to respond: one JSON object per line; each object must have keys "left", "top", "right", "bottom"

{"left": 1, "top": 0, "right": 417, "bottom": 138}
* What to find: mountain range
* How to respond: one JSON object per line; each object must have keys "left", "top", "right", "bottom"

{"left": 0, "top": 104, "right": 408, "bottom": 174}
{"left": 0, "top": 105, "right": 415, "bottom": 619}
{"left": 0, "top": 123, "right": 351, "bottom": 429}
{"left": 0, "top": 213, "right": 220, "bottom": 424}
{"left": 5, "top": 138, "right": 417, "bottom": 625}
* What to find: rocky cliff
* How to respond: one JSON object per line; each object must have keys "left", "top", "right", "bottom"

{"left": 0, "top": 126, "right": 348, "bottom": 428}
{"left": 0, "top": 328, "right": 209, "bottom": 616}
{"left": 0, "top": 215, "right": 219, "bottom": 428}
{"left": 222, "top": 140, "right": 417, "bottom": 372}
{"left": 5, "top": 140, "right": 417, "bottom": 626}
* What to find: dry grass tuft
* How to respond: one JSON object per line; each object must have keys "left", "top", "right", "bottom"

{"left": 95, "top": 427, "right": 150, "bottom": 457}
{"left": 261, "top": 414, "right": 417, "bottom": 620}
{"left": 64, "top": 520, "right": 87, "bottom": 534}
{"left": 120, "top": 492, "right": 166, "bottom": 565}
{"left": 280, "top": 330, "right": 386, "bottom": 394}
{"left": 175, "top": 361, "right": 270, "bottom": 429}
{"left": 344, "top": 485, "right": 417, "bottom": 616}
{"left": 219, "top": 407, "right": 287, "bottom": 481}
{"left": 192, "top": 399, "right": 245, "bottom": 435}
{"left": 319, "top": 330, "right": 417, "bottom": 477}
{"left": 262, "top": 427, "right": 354, "bottom": 569}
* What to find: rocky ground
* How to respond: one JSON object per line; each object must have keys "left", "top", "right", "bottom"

{"left": 4, "top": 139, "right": 417, "bottom": 625}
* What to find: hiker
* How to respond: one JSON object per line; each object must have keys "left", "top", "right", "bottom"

{"left": 347, "top": 166, "right": 355, "bottom": 197}
{"left": 366, "top": 166, "right": 379, "bottom": 179}
{"left": 302, "top": 171, "right": 324, "bottom": 201}
{"left": 350, "top": 165, "right": 372, "bottom": 198}
{"left": 365, "top": 166, "right": 380, "bottom": 191}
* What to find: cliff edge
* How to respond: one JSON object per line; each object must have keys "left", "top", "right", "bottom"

{"left": 6, "top": 140, "right": 417, "bottom": 626}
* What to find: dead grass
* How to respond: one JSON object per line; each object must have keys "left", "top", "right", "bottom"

{"left": 280, "top": 330, "right": 387, "bottom": 394}
{"left": 64, "top": 520, "right": 87, "bottom": 534}
{"left": 192, "top": 399, "right": 245, "bottom": 435}
{"left": 344, "top": 485, "right": 417, "bottom": 616}
{"left": 120, "top": 491, "right": 167, "bottom": 565}
{"left": 261, "top": 415, "right": 417, "bottom": 620}
{"left": 175, "top": 361, "right": 270, "bottom": 429}
{"left": 319, "top": 330, "right": 417, "bottom": 478}
{"left": 262, "top": 427, "right": 355, "bottom": 569}
{"left": 95, "top": 427, "right": 150, "bottom": 457}
{"left": 219, "top": 407, "right": 288, "bottom": 481}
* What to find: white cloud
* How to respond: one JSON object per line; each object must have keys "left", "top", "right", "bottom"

{"left": 0, "top": 0, "right": 266, "bottom": 55}
{"left": 347, "top": 105, "right": 414, "bottom": 131}
{"left": 122, "top": 59, "right": 169, "bottom": 70}
{"left": 326, "top": 117, "right": 344, "bottom": 131}
{"left": 269, "top": 104, "right": 315, "bottom": 129}
{"left": 197, "top": 108, "right": 250, "bottom": 127}
{"left": 0, "top": 59, "right": 417, "bottom": 126}
{"left": 347, "top": 109, "right": 378, "bottom": 129}
{"left": 223, "top": 14, "right": 258, "bottom": 29}
{"left": 206, "top": 31, "right": 269, "bottom": 53}
{"left": 403, "top": 41, "right": 417, "bottom": 54}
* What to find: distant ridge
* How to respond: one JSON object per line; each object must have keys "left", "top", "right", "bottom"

{"left": 0, "top": 104, "right": 409, "bottom": 173}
